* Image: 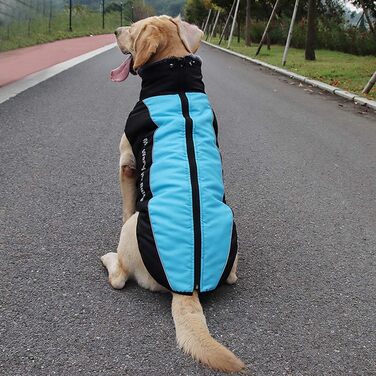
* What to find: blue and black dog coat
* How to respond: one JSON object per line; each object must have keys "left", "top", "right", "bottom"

{"left": 125, "top": 55, "right": 237, "bottom": 294}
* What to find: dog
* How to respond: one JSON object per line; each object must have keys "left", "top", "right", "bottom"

{"left": 101, "top": 15, "right": 245, "bottom": 373}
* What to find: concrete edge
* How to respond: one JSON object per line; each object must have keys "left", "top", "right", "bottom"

{"left": 0, "top": 42, "right": 117, "bottom": 105}
{"left": 202, "top": 41, "right": 376, "bottom": 112}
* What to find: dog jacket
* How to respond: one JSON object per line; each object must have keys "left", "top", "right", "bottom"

{"left": 125, "top": 55, "right": 237, "bottom": 294}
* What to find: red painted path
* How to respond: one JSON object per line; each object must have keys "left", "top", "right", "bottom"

{"left": 0, "top": 34, "right": 114, "bottom": 87}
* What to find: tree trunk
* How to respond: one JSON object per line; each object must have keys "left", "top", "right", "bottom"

{"left": 305, "top": 0, "right": 316, "bottom": 61}
{"left": 245, "top": 0, "right": 251, "bottom": 46}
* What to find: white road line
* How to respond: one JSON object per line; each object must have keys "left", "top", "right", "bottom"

{"left": 0, "top": 42, "right": 116, "bottom": 105}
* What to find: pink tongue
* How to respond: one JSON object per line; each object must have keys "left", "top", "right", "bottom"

{"left": 110, "top": 55, "right": 132, "bottom": 82}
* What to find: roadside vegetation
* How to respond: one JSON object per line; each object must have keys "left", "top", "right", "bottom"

{"left": 0, "top": 9, "right": 120, "bottom": 52}
{"left": 186, "top": 0, "right": 376, "bottom": 97}
{"left": 210, "top": 37, "right": 376, "bottom": 99}
{"left": 0, "top": 1, "right": 153, "bottom": 52}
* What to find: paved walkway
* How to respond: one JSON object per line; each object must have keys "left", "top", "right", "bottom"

{"left": 0, "top": 34, "right": 114, "bottom": 87}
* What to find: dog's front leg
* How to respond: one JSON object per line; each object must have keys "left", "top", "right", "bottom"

{"left": 119, "top": 134, "right": 136, "bottom": 223}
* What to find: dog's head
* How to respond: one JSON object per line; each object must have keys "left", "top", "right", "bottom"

{"left": 110, "top": 16, "right": 203, "bottom": 82}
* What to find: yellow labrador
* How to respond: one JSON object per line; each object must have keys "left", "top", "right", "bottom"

{"left": 102, "top": 16, "right": 244, "bottom": 373}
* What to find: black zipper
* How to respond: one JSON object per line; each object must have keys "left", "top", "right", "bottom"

{"left": 179, "top": 92, "right": 201, "bottom": 291}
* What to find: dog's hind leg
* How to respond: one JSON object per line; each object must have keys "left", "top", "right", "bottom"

{"left": 226, "top": 254, "right": 238, "bottom": 285}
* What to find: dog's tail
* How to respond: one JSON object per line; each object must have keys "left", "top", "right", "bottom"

{"left": 171, "top": 292, "right": 245, "bottom": 373}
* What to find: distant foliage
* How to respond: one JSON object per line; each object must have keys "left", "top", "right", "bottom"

{"left": 185, "top": 0, "right": 209, "bottom": 24}
{"left": 145, "top": 0, "right": 185, "bottom": 15}
{"left": 185, "top": 0, "right": 375, "bottom": 56}
{"left": 0, "top": 3, "right": 124, "bottom": 52}
{"left": 247, "top": 17, "right": 376, "bottom": 55}
{"left": 133, "top": 2, "right": 155, "bottom": 20}
{"left": 105, "top": 0, "right": 155, "bottom": 20}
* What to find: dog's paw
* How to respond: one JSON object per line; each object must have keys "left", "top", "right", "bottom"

{"left": 226, "top": 272, "right": 238, "bottom": 285}
{"left": 101, "top": 252, "right": 128, "bottom": 289}
{"left": 101, "top": 252, "right": 117, "bottom": 268}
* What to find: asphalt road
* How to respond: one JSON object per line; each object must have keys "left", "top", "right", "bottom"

{"left": 1, "top": 44, "right": 376, "bottom": 376}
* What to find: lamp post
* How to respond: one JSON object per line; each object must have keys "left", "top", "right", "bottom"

{"left": 102, "top": 0, "right": 105, "bottom": 29}
{"left": 126, "top": 0, "right": 134, "bottom": 22}
{"left": 48, "top": 0, "right": 52, "bottom": 33}
{"left": 120, "top": 2, "right": 123, "bottom": 26}
{"left": 69, "top": 0, "right": 72, "bottom": 31}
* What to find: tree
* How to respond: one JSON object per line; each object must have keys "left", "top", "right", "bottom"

{"left": 359, "top": 0, "right": 375, "bottom": 33}
{"left": 184, "top": 0, "right": 210, "bottom": 24}
{"left": 349, "top": 0, "right": 376, "bottom": 17}
{"left": 305, "top": 0, "right": 316, "bottom": 60}
{"left": 348, "top": 0, "right": 376, "bottom": 31}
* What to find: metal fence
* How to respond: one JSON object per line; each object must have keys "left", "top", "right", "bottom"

{"left": 0, "top": 0, "right": 135, "bottom": 51}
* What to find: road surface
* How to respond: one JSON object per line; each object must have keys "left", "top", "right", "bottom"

{"left": 1, "top": 44, "right": 376, "bottom": 375}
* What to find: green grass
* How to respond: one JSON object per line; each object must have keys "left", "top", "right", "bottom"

{"left": 210, "top": 36, "right": 376, "bottom": 100}
{"left": 0, "top": 9, "right": 126, "bottom": 52}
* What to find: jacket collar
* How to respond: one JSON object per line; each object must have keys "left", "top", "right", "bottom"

{"left": 138, "top": 55, "right": 205, "bottom": 100}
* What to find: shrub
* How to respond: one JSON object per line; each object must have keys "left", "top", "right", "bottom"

{"left": 250, "top": 17, "right": 376, "bottom": 56}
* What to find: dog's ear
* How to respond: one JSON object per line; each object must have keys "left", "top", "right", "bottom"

{"left": 171, "top": 16, "right": 204, "bottom": 54}
{"left": 133, "top": 24, "right": 160, "bottom": 71}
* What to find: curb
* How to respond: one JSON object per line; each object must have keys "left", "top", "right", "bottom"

{"left": 203, "top": 41, "right": 376, "bottom": 112}
{"left": 0, "top": 42, "right": 116, "bottom": 105}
